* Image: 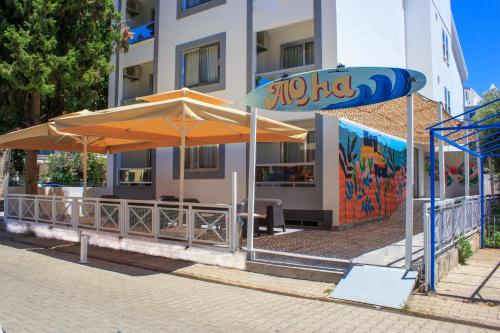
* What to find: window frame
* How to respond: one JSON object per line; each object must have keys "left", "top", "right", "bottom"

{"left": 181, "top": 42, "right": 221, "bottom": 89}
{"left": 175, "top": 33, "right": 226, "bottom": 93}
{"left": 256, "top": 131, "right": 316, "bottom": 187}
{"left": 185, "top": 144, "right": 219, "bottom": 171}
{"left": 173, "top": 144, "right": 226, "bottom": 180}
{"left": 442, "top": 29, "right": 449, "bottom": 65}
{"left": 117, "top": 149, "right": 153, "bottom": 187}
{"left": 281, "top": 38, "right": 315, "bottom": 70}
{"left": 177, "top": 0, "right": 226, "bottom": 19}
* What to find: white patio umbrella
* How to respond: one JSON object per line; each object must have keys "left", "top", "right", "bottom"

{"left": 54, "top": 88, "right": 308, "bottom": 223}
{"left": 0, "top": 120, "right": 168, "bottom": 196}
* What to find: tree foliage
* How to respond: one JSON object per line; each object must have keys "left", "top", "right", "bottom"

{"left": 0, "top": 0, "right": 125, "bottom": 192}
{"left": 42, "top": 152, "right": 107, "bottom": 187}
{"left": 472, "top": 89, "right": 500, "bottom": 173}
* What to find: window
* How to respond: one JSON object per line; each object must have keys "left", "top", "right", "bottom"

{"left": 176, "top": 33, "right": 226, "bottom": 92}
{"left": 118, "top": 150, "right": 152, "bottom": 186}
{"left": 442, "top": 29, "right": 449, "bottom": 65}
{"left": 256, "top": 131, "right": 315, "bottom": 187}
{"left": 182, "top": 43, "right": 220, "bottom": 88}
{"left": 183, "top": 0, "right": 213, "bottom": 10}
{"left": 185, "top": 144, "right": 218, "bottom": 170}
{"left": 282, "top": 40, "right": 314, "bottom": 69}
{"left": 177, "top": 0, "right": 226, "bottom": 19}
{"left": 444, "top": 87, "right": 451, "bottom": 114}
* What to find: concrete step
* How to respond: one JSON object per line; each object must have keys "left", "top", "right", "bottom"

{"left": 246, "top": 260, "right": 345, "bottom": 283}
{"left": 247, "top": 250, "right": 350, "bottom": 283}
{"left": 253, "top": 250, "right": 351, "bottom": 271}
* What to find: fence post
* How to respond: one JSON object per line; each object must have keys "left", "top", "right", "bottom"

{"left": 463, "top": 198, "right": 467, "bottom": 236}
{"left": 52, "top": 196, "right": 56, "bottom": 225}
{"left": 72, "top": 197, "right": 78, "bottom": 230}
{"left": 153, "top": 202, "right": 158, "bottom": 240}
{"left": 34, "top": 196, "right": 39, "bottom": 223}
{"left": 96, "top": 199, "right": 101, "bottom": 232}
{"left": 120, "top": 200, "right": 127, "bottom": 237}
{"left": 187, "top": 204, "right": 193, "bottom": 247}
{"left": 230, "top": 172, "right": 238, "bottom": 252}
{"left": 423, "top": 203, "right": 430, "bottom": 290}
{"left": 18, "top": 195, "right": 22, "bottom": 221}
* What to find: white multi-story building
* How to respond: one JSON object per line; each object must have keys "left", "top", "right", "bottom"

{"left": 107, "top": 0, "right": 468, "bottom": 228}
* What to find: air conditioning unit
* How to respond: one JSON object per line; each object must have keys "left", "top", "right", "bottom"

{"left": 124, "top": 65, "right": 142, "bottom": 81}
{"left": 257, "top": 31, "right": 268, "bottom": 53}
{"left": 126, "top": 0, "right": 142, "bottom": 16}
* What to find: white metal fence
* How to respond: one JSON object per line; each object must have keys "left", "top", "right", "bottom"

{"left": 423, "top": 196, "right": 481, "bottom": 257}
{"left": 5, "top": 194, "right": 238, "bottom": 251}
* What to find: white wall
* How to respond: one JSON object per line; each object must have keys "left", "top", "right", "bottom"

{"left": 256, "top": 20, "right": 314, "bottom": 73}
{"left": 405, "top": 0, "right": 465, "bottom": 115}
{"left": 405, "top": 0, "right": 434, "bottom": 100}
{"left": 152, "top": 1, "right": 248, "bottom": 204}
{"left": 322, "top": 116, "right": 339, "bottom": 225}
{"left": 253, "top": 0, "right": 313, "bottom": 32}
{"left": 336, "top": 0, "right": 406, "bottom": 68}
{"left": 121, "top": 39, "right": 154, "bottom": 68}
{"left": 122, "top": 61, "right": 153, "bottom": 100}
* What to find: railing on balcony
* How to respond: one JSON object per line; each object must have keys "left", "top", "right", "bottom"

{"left": 255, "top": 64, "right": 316, "bottom": 86}
{"left": 128, "top": 21, "right": 155, "bottom": 45}
{"left": 5, "top": 194, "right": 238, "bottom": 251}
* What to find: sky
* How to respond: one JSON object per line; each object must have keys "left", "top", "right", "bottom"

{"left": 452, "top": 0, "right": 500, "bottom": 95}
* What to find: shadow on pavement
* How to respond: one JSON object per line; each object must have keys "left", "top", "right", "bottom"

{"left": 0, "top": 232, "right": 195, "bottom": 277}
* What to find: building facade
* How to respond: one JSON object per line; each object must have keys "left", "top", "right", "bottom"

{"left": 107, "top": 0, "right": 468, "bottom": 228}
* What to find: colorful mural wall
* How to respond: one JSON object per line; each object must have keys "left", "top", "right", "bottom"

{"left": 338, "top": 121, "right": 407, "bottom": 225}
{"left": 424, "top": 152, "right": 479, "bottom": 198}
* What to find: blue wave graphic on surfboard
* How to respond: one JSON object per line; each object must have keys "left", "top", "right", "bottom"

{"left": 324, "top": 68, "right": 412, "bottom": 110}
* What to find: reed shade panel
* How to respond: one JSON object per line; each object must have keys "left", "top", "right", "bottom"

{"left": 320, "top": 93, "right": 465, "bottom": 144}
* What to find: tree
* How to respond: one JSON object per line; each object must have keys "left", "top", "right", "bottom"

{"left": 0, "top": 0, "right": 59, "bottom": 193}
{"left": 42, "top": 152, "right": 107, "bottom": 187}
{"left": 0, "top": 0, "right": 125, "bottom": 193}
{"left": 472, "top": 89, "right": 500, "bottom": 174}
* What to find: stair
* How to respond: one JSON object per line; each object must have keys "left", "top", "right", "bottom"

{"left": 246, "top": 250, "right": 350, "bottom": 283}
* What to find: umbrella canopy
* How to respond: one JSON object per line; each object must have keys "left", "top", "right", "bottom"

{"left": 54, "top": 88, "right": 308, "bottom": 218}
{"left": 54, "top": 97, "right": 308, "bottom": 145}
{"left": 0, "top": 121, "right": 166, "bottom": 154}
{"left": 0, "top": 121, "right": 167, "bottom": 195}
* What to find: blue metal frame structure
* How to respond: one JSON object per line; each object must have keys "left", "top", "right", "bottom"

{"left": 426, "top": 98, "right": 500, "bottom": 291}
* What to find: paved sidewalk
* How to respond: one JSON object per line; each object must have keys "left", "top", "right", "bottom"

{"left": 409, "top": 249, "right": 500, "bottom": 329}
{"left": 0, "top": 231, "right": 332, "bottom": 300}
{"left": 0, "top": 238, "right": 493, "bottom": 332}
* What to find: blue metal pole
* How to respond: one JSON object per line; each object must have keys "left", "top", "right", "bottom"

{"left": 480, "top": 157, "right": 485, "bottom": 248}
{"left": 429, "top": 130, "right": 436, "bottom": 291}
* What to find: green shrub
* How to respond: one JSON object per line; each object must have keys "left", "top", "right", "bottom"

{"left": 457, "top": 236, "right": 473, "bottom": 264}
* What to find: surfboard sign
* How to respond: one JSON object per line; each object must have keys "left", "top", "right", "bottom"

{"left": 245, "top": 67, "right": 426, "bottom": 111}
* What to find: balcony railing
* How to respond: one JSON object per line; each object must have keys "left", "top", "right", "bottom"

{"left": 255, "top": 64, "right": 316, "bottom": 87}
{"left": 5, "top": 194, "right": 238, "bottom": 250}
{"left": 128, "top": 21, "right": 155, "bottom": 45}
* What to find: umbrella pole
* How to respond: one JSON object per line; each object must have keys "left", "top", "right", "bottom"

{"left": 179, "top": 111, "right": 186, "bottom": 236}
{"left": 83, "top": 137, "right": 88, "bottom": 198}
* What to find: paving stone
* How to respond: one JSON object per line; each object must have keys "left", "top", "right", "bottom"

{"left": 0, "top": 238, "right": 494, "bottom": 332}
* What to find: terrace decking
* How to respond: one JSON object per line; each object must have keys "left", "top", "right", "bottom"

{"left": 252, "top": 201, "right": 426, "bottom": 261}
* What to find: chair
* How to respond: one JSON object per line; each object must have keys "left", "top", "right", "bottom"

{"left": 238, "top": 198, "right": 286, "bottom": 236}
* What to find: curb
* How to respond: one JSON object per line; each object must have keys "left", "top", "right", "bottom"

{"left": 1, "top": 234, "right": 498, "bottom": 331}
